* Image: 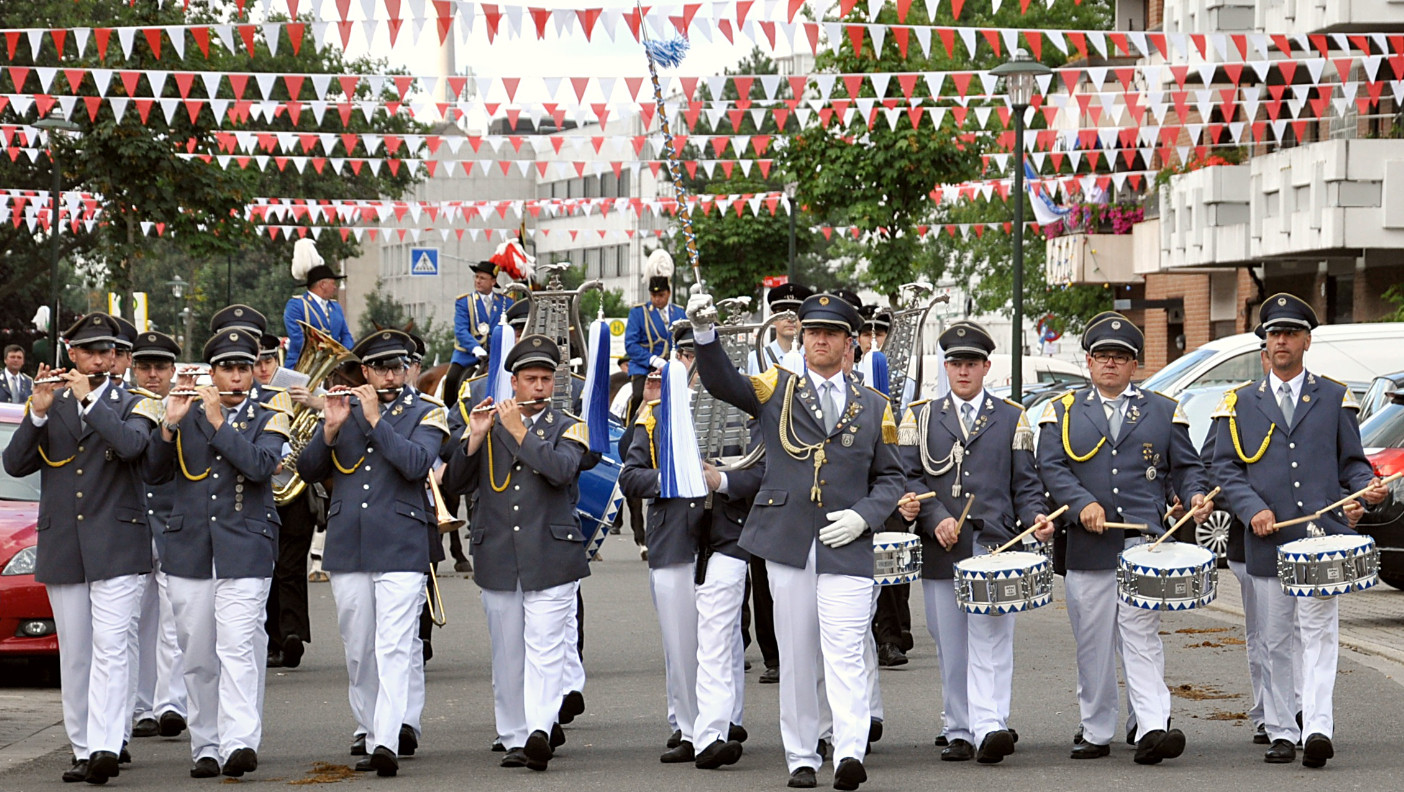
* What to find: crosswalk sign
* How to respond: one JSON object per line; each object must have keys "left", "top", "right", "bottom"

{"left": 410, "top": 247, "right": 439, "bottom": 276}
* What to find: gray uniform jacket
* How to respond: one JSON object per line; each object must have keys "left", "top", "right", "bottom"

{"left": 694, "top": 336, "right": 905, "bottom": 578}
{"left": 1209, "top": 373, "right": 1374, "bottom": 577}
{"left": 145, "top": 401, "right": 287, "bottom": 579}
{"left": 298, "top": 387, "right": 447, "bottom": 573}
{"left": 899, "top": 393, "right": 1046, "bottom": 579}
{"left": 1036, "top": 385, "right": 1207, "bottom": 571}
{"left": 444, "top": 406, "right": 594, "bottom": 592}
{"left": 2, "top": 383, "right": 159, "bottom": 584}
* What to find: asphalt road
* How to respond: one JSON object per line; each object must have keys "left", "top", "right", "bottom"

{"left": 4, "top": 530, "right": 1404, "bottom": 791}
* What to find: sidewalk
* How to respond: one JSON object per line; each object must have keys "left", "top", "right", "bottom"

{"left": 0, "top": 685, "right": 65, "bottom": 774}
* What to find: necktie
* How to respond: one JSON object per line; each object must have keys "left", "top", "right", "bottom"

{"left": 961, "top": 402, "right": 975, "bottom": 434}
{"left": 1279, "top": 383, "right": 1295, "bottom": 428}
{"left": 821, "top": 382, "right": 838, "bottom": 433}
{"left": 1105, "top": 397, "right": 1124, "bottom": 442}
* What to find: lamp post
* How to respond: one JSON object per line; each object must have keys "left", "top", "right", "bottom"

{"left": 784, "top": 181, "right": 799, "bottom": 283}
{"left": 167, "top": 275, "right": 194, "bottom": 361}
{"left": 991, "top": 49, "right": 1052, "bottom": 402}
{"left": 34, "top": 110, "right": 82, "bottom": 367}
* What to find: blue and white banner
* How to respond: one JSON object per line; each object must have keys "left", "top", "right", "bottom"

{"left": 581, "top": 318, "right": 613, "bottom": 453}
{"left": 1026, "top": 160, "right": 1071, "bottom": 227}
{"left": 485, "top": 318, "right": 517, "bottom": 406}
{"left": 657, "top": 360, "right": 707, "bottom": 499}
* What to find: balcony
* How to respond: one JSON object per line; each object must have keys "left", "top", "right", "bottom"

{"left": 1161, "top": 0, "right": 1256, "bottom": 34}
{"left": 1159, "top": 163, "right": 1252, "bottom": 269}
{"left": 1047, "top": 231, "right": 1142, "bottom": 285}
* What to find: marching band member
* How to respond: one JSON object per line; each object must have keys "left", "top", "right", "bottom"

{"left": 747, "top": 283, "right": 811, "bottom": 376}
{"left": 2, "top": 313, "right": 160, "bottom": 784}
{"left": 110, "top": 316, "right": 137, "bottom": 388}
{"left": 447, "top": 260, "right": 514, "bottom": 408}
{"left": 442, "top": 335, "right": 596, "bottom": 772}
{"left": 283, "top": 239, "right": 355, "bottom": 370}
{"left": 624, "top": 249, "right": 686, "bottom": 423}
{"left": 1036, "top": 313, "right": 1211, "bottom": 764}
{"left": 129, "top": 332, "right": 188, "bottom": 743}
{"left": 297, "top": 329, "right": 447, "bottom": 777}
{"left": 403, "top": 331, "right": 442, "bottom": 750}
{"left": 688, "top": 291, "right": 904, "bottom": 791}
{"left": 146, "top": 329, "right": 288, "bottom": 779}
{"left": 1210, "top": 294, "right": 1387, "bottom": 768}
{"left": 896, "top": 322, "right": 1047, "bottom": 763}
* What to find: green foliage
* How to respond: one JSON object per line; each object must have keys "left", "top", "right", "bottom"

{"left": 356, "top": 279, "right": 455, "bottom": 364}
{"left": 1382, "top": 284, "right": 1404, "bottom": 322}
{"left": 558, "top": 264, "right": 629, "bottom": 317}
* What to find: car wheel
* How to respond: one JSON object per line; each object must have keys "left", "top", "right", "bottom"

{"left": 1196, "top": 509, "right": 1233, "bottom": 566}
{"left": 1379, "top": 572, "right": 1404, "bottom": 591}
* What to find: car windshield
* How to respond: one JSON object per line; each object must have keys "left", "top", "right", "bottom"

{"left": 1360, "top": 402, "right": 1404, "bottom": 449}
{"left": 1140, "top": 347, "right": 1217, "bottom": 393}
{"left": 0, "top": 423, "right": 40, "bottom": 501}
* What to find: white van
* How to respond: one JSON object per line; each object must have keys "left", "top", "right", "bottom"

{"left": 1138, "top": 323, "right": 1404, "bottom": 399}
{"left": 916, "top": 354, "right": 1088, "bottom": 401}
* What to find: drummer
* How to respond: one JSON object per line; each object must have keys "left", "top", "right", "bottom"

{"left": 895, "top": 321, "right": 1048, "bottom": 763}
{"left": 1035, "top": 313, "right": 1212, "bottom": 764}
{"left": 1209, "top": 294, "right": 1387, "bottom": 768}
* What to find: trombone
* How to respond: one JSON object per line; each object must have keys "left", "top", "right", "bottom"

{"left": 424, "top": 469, "right": 463, "bottom": 627}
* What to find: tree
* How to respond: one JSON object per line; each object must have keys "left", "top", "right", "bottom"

{"left": 358, "top": 279, "right": 455, "bottom": 365}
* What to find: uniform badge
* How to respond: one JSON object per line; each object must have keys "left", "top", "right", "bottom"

{"left": 1146, "top": 466, "right": 1157, "bottom": 481}
{"left": 536, "top": 428, "right": 546, "bottom": 438}
{"left": 477, "top": 322, "right": 490, "bottom": 336}
{"left": 544, "top": 411, "right": 554, "bottom": 424}
{"left": 392, "top": 405, "right": 403, "bottom": 416}
{"left": 105, "top": 448, "right": 115, "bottom": 461}
{"left": 1302, "top": 395, "right": 1310, "bottom": 402}
{"left": 841, "top": 434, "right": 854, "bottom": 447}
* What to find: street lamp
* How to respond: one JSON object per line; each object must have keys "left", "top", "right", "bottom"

{"left": 167, "top": 275, "right": 194, "bottom": 360}
{"left": 784, "top": 181, "right": 799, "bottom": 283}
{"left": 34, "top": 110, "right": 82, "bottom": 367}
{"left": 991, "top": 49, "right": 1052, "bottom": 402}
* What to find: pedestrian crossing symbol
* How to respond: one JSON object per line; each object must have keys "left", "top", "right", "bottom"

{"left": 410, "top": 247, "right": 439, "bottom": 276}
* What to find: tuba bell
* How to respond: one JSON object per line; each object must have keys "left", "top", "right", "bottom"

{"left": 272, "top": 322, "right": 356, "bottom": 505}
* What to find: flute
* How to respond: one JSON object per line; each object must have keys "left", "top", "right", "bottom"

{"left": 34, "top": 373, "right": 107, "bottom": 385}
{"left": 323, "top": 387, "right": 409, "bottom": 399}
{"left": 169, "top": 390, "right": 247, "bottom": 398}
{"left": 470, "top": 398, "right": 550, "bottom": 414}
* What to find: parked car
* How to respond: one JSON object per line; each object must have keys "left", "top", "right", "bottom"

{"left": 1356, "top": 390, "right": 1404, "bottom": 590}
{"left": 1139, "top": 323, "right": 1404, "bottom": 400}
{"left": 1358, "top": 371, "right": 1404, "bottom": 424}
{"left": 0, "top": 403, "right": 56, "bottom": 657}
{"left": 919, "top": 354, "right": 1087, "bottom": 402}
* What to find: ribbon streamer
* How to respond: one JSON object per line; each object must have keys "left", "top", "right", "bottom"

{"left": 581, "top": 318, "right": 613, "bottom": 454}
{"left": 485, "top": 317, "right": 517, "bottom": 406}
{"left": 657, "top": 359, "right": 707, "bottom": 499}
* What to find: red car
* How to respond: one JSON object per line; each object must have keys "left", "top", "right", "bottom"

{"left": 0, "top": 402, "right": 57, "bottom": 657}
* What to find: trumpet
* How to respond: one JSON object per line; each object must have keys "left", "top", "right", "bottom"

{"left": 469, "top": 398, "right": 550, "bottom": 414}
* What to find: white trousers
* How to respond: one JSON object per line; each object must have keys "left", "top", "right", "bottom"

{"left": 404, "top": 586, "right": 429, "bottom": 738}
{"left": 767, "top": 542, "right": 871, "bottom": 773}
{"left": 922, "top": 579, "right": 971, "bottom": 744}
{"left": 693, "top": 553, "right": 748, "bottom": 746}
{"left": 480, "top": 582, "right": 576, "bottom": 748}
{"left": 865, "top": 587, "right": 884, "bottom": 722}
{"left": 167, "top": 575, "right": 271, "bottom": 763}
{"left": 1065, "top": 563, "right": 1171, "bottom": 746}
{"left": 128, "top": 569, "right": 159, "bottom": 728}
{"left": 48, "top": 575, "right": 145, "bottom": 760}
{"left": 331, "top": 571, "right": 425, "bottom": 754}
{"left": 563, "top": 582, "right": 586, "bottom": 695}
{"left": 651, "top": 564, "right": 700, "bottom": 743}
{"left": 1229, "top": 560, "right": 1268, "bottom": 726}
{"left": 128, "top": 557, "right": 187, "bottom": 724}
{"left": 966, "top": 545, "right": 1016, "bottom": 744}
{"left": 1250, "top": 575, "right": 1336, "bottom": 741}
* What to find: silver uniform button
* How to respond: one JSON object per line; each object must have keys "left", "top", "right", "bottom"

{"left": 1111, "top": 469, "right": 1118, "bottom": 475}
{"left": 361, "top": 503, "right": 368, "bottom": 509}
{"left": 513, "top": 526, "right": 520, "bottom": 531}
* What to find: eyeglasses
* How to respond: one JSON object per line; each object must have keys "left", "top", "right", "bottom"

{"left": 1090, "top": 352, "right": 1135, "bottom": 365}
{"left": 368, "top": 361, "right": 406, "bottom": 374}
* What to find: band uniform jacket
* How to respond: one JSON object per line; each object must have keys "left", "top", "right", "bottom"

{"left": 297, "top": 387, "right": 448, "bottom": 573}
{"left": 144, "top": 400, "right": 290, "bottom": 579}
{"left": 452, "top": 292, "right": 513, "bottom": 367}
{"left": 618, "top": 403, "right": 765, "bottom": 568}
{"left": 2, "top": 383, "right": 160, "bottom": 584}
{"left": 443, "top": 404, "right": 595, "bottom": 592}
{"left": 1209, "top": 372, "right": 1374, "bottom": 578}
{"left": 694, "top": 338, "right": 906, "bottom": 578}
{"left": 899, "top": 393, "right": 1046, "bottom": 579}
{"left": 1036, "top": 385, "right": 1207, "bottom": 571}
{"left": 624, "top": 302, "right": 686, "bottom": 377}
{"left": 0, "top": 371, "right": 33, "bottom": 403}
{"left": 282, "top": 291, "right": 355, "bottom": 370}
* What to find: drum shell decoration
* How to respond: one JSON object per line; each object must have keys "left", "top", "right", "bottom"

{"left": 953, "top": 551, "right": 1053, "bottom": 615}
{"left": 1277, "top": 535, "right": 1379, "bottom": 598}
{"left": 873, "top": 532, "right": 922, "bottom": 586}
{"left": 1116, "top": 543, "right": 1218, "bottom": 611}
{"left": 578, "top": 418, "right": 626, "bottom": 558}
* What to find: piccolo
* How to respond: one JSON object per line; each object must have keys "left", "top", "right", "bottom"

{"left": 169, "top": 390, "right": 247, "bottom": 397}
{"left": 35, "top": 373, "right": 107, "bottom": 385}
{"left": 470, "top": 398, "right": 550, "bottom": 414}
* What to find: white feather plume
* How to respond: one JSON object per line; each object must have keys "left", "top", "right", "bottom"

{"left": 31, "top": 305, "right": 50, "bottom": 333}
{"left": 291, "top": 238, "right": 324, "bottom": 280}
{"left": 643, "top": 248, "right": 674, "bottom": 280}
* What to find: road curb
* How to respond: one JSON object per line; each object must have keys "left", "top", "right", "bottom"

{"left": 0, "top": 722, "right": 69, "bottom": 775}
{"left": 1206, "top": 599, "right": 1404, "bottom": 668}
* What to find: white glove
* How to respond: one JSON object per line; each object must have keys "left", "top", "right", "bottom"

{"left": 649, "top": 355, "right": 667, "bottom": 370}
{"left": 819, "top": 510, "right": 867, "bottom": 548}
{"left": 685, "top": 293, "right": 716, "bottom": 334}
{"left": 470, "top": 345, "right": 487, "bottom": 359}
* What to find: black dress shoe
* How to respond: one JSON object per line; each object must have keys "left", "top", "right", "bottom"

{"left": 118, "top": 743, "right": 131, "bottom": 764}
{"left": 491, "top": 741, "right": 506, "bottom": 753}
{"left": 560, "top": 690, "right": 585, "bottom": 725}
{"left": 422, "top": 639, "right": 433, "bottom": 663}
{"left": 1134, "top": 730, "right": 1168, "bottom": 765}
{"left": 1265, "top": 739, "right": 1295, "bottom": 763}
{"left": 787, "top": 766, "right": 817, "bottom": 789}
{"left": 158, "top": 711, "right": 187, "bottom": 737}
{"left": 1253, "top": 723, "right": 1269, "bottom": 745}
{"left": 816, "top": 739, "right": 832, "bottom": 760}
{"left": 354, "top": 757, "right": 374, "bottom": 772}
{"left": 868, "top": 719, "right": 883, "bottom": 745}
{"left": 132, "top": 717, "right": 159, "bottom": 738}
{"left": 1126, "top": 725, "right": 1138, "bottom": 746}
{"left": 759, "top": 666, "right": 780, "bottom": 684}
{"left": 524, "top": 730, "right": 552, "bottom": 771}
{"left": 86, "top": 751, "right": 119, "bottom": 784}
{"left": 550, "top": 723, "right": 566, "bottom": 749}
{"left": 745, "top": 660, "right": 752, "bottom": 671}
{"left": 267, "top": 650, "right": 284, "bottom": 668}
{"left": 399, "top": 724, "right": 418, "bottom": 756}
{"left": 369, "top": 745, "right": 398, "bottom": 777}
{"left": 222, "top": 747, "right": 258, "bottom": 777}
{"left": 282, "top": 634, "right": 304, "bottom": 669}
{"left": 729, "top": 723, "right": 748, "bottom": 743}
{"left": 667, "top": 729, "right": 683, "bottom": 749}
{"left": 977, "top": 730, "right": 1015, "bottom": 764}
{"left": 351, "top": 734, "right": 368, "bottom": 756}
{"left": 833, "top": 757, "right": 867, "bottom": 791}
{"left": 1070, "top": 742, "right": 1110, "bottom": 760}
{"left": 1009, "top": 727, "right": 1018, "bottom": 744}
{"left": 500, "top": 747, "right": 528, "bottom": 768}
{"left": 1302, "top": 733, "right": 1334, "bottom": 769}
{"left": 453, "top": 559, "right": 474, "bottom": 575}
{"left": 1160, "top": 729, "right": 1185, "bottom": 759}
{"left": 877, "top": 643, "right": 908, "bottom": 667}
{"left": 695, "top": 739, "right": 743, "bottom": 769}
{"left": 934, "top": 733, "right": 949, "bottom": 747}
{"left": 62, "top": 760, "right": 88, "bottom": 783}
{"left": 1072, "top": 724, "right": 1084, "bottom": 745}
{"left": 661, "top": 741, "right": 695, "bottom": 763}
{"left": 190, "top": 757, "right": 220, "bottom": 778}
{"left": 940, "top": 739, "right": 974, "bottom": 761}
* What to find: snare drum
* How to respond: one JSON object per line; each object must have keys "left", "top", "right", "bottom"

{"left": 576, "top": 418, "right": 626, "bottom": 558}
{"left": 873, "top": 532, "right": 922, "bottom": 586}
{"left": 1277, "top": 535, "right": 1379, "bottom": 598}
{"left": 954, "top": 551, "right": 1052, "bottom": 615}
{"left": 1116, "top": 543, "right": 1218, "bottom": 611}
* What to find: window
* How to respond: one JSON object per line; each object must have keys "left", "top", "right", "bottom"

{"left": 1197, "top": 351, "right": 1262, "bottom": 387}
{"left": 585, "top": 247, "right": 602, "bottom": 279}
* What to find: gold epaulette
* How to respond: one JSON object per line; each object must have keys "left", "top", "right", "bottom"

{"left": 419, "top": 393, "right": 445, "bottom": 407}
{"left": 1013, "top": 410, "right": 1034, "bottom": 452}
{"left": 420, "top": 406, "right": 449, "bottom": 435}
{"left": 635, "top": 400, "right": 659, "bottom": 425}
{"left": 1210, "top": 382, "right": 1252, "bottom": 419}
{"left": 750, "top": 366, "right": 780, "bottom": 405}
{"left": 1038, "top": 391, "right": 1072, "bottom": 426}
{"left": 457, "top": 374, "right": 486, "bottom": 403}
{"left": 881, "top": 401, "right": 898, "bottom": 444}
{"left": 898, "top": 406, "right": 920, "bottom": 447}
{"left": 562, "top": 420, "right": 590, "bottom": 447}
{"left": 264, "top": 390, "right": 294, "bottom": 415}
{"left": 263, "top": 410, "right": 291, "bottom": 438}
{"left": 131, "top": 397, "right": 163, "bottom": 425}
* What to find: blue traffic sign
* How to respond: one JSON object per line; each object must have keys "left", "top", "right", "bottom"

{"left": 409, "top": 247, "right": 440, "bottom": 276}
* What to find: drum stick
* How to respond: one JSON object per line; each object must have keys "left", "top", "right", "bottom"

{"left": 1271, "top": 472, "right": 1403, "bottom": 530}
{"left": 952, "top": 494, "right": 976, "bottom": 537}
{"left": 992, "top": 504, "right": 1069, "bottom": 555}
{"left": 1150, "top": 486, "right": 1221, "bottom": 550}
{"left": 896, "top": 491, "right": 938, "bottom": 507}
{"left": 1103, "top": 521, "right": 1150, "bottom": 531}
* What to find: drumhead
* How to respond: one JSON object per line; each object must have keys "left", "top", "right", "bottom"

{"left": 1279, "top": 535, "right": 1375, "bottom": 554}
{"left": 957, "top": 551, "right": 1045, "bottom": 573}
{"left": 1122, "top": 542, "right": 1215, "bottom": 567}
{"left": 873, "top": 531, "right": 918, "bottom": 549}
